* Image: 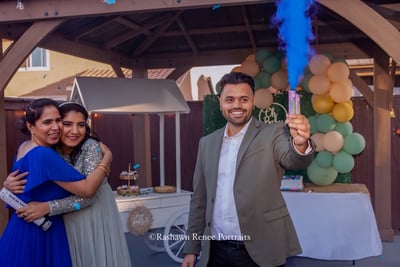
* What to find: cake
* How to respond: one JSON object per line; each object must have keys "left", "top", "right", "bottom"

{"left": 119, "top": 170, "right": 138, "bottom": 180}
{"left": 153, "top": 185, "right": 176, "bottom": 193}
{"left": 116, "top": 185, "right": 140, "bottom": 196}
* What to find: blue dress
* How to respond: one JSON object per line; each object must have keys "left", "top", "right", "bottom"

{"left": 0, "top": 146, "right": 85, "bottom": 267}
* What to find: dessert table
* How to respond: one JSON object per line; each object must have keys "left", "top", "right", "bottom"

{"left": 282, "top": 183, "right": 382, "bottom": 260}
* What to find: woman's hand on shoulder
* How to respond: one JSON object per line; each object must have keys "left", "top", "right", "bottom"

{"left": 99, "top": 142, "right": 112, "bottom": 165}
{"left": 3, "top": 170, "right": 28, "bottom": 194}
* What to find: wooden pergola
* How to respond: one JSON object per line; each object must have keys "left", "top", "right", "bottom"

{"left": 0, "top": 0, "right": 399, "bottom": 241}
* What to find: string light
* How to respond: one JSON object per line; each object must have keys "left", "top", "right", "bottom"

{"left": 16, "top": 0, "right": 24, "bottom": 10}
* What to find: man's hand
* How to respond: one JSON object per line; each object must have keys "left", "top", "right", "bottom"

{"left": 181, "top": 253, "right": 197, "bottom": 267}
{"left": 3, "top": 170, "right": 28, "bottom": 194}
{"left": 285, "top": 114, "right": 311, "bottom": 153}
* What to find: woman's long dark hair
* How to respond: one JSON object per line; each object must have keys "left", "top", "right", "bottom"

{"left": 58, "top": 101, "right": 98, "bottom": 164}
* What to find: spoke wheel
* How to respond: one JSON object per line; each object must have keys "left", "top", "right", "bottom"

{"left": 143, "top": 228, "right": 166, "bottom": 252}
{"left": 163, "top": 209, "right": 189, "bottom": 263}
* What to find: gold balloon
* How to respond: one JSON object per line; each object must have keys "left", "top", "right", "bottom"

{"left": 308, "top": 75, "right": 331, "bottom": 95}
{"left": 311, "top": 94, "right": 335, "bottom": 114}
{"left": 329, "top": 81, "right": 352, "bottom": 103}
{"left": 332, "top": 102, "right": 354, "bottom": 122}
{"left": 270, "top": 70, "right": 289, "bottom": 90}
{"left": 255, "top": 88, "right": 274, "bottom": 109}
{"left": 309, "top": 54, "right": 331, "bottom": 75}
{"left": 241, "top": 60, "right": 260, "bottom": 77}
{"left": 327, "top": 62, "right": 350, "bottom": 82}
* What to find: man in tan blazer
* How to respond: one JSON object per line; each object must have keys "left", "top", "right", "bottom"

{"left": 182, "top": 72, "right": 314, "bottom": 267}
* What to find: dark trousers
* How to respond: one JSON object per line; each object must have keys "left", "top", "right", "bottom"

{"left": 207, "top": 240, "right": 285, "bottom": 267}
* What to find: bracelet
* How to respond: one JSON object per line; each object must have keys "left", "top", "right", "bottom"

{"left": 97, "top": 163, "right": 110, "bottom": 173}
{"left": 96, "top": 164, "right": 110, "bottom": 176}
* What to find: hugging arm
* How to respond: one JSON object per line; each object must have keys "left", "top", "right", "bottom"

{"left": 15, "top": 142, "right": 112, "bottom": 221}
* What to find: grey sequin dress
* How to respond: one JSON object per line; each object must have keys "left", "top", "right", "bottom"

{"left": 62, "top": 138, "right": 132, "bottom": 267}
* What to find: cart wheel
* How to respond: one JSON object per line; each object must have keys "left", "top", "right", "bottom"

{"left": 163, "top": 208, "right": 189, "bottom": 263}
{"left": 143, "top": 228, "right": 166, "bottom": 252}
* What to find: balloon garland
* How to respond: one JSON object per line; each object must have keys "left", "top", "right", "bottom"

{"left": 237, "top": 50, "right": 366, "bottom": 186}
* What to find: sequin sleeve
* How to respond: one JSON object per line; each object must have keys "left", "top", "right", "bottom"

{"left": 49, "top": 138, "right": 104, "bottom": 216}
{"left": 78, "top": 138, "right": 103, "bottom": 176}
{"left": 48, "top": 195, "right": 94, "bottom": 216}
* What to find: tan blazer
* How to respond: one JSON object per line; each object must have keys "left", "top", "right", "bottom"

{"left": 183, "top": 118, "right": 314, "bottom": 267}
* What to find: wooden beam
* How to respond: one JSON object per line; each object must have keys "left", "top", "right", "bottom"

{"left": 241, "top": 6, "right": 256, "bottom": 52}
{"left": 317, "top": 0, "right": 400, "bottom": 64}
{"left": 104, "top": 14, "right": 173, "bottom": 49}
{"left": 349, "top": 70, "right": 373, "bottom": 107}
{"left": 176, "top": 16, "right": 198, "bottom": 54}
{"left": 111, "top": 63, "right": 125, "bottom": 78}
{"left": 0, "top": 19, "right": 64, "bottom": 94}
{"left": 373, "top": 48, "right": 394, "bottom": 242}
{"left": 133, "top": 11, "right": 183, "bottom": 57}
{"left": 0, "top": 0, "right": 267, "bottom": 23}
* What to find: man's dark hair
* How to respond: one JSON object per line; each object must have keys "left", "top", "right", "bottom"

{"left": 218, "top": 72, "right": 255, "bottom": 95}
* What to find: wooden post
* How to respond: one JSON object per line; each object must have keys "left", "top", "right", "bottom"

{"left": 131, "top": 67, "right": 152, "bottom": 187}
{"left": 373, "top": 47, "right": 394, "bottom": 241}
{"left": 0, "top": 86, "right": 8, "bottom": 235}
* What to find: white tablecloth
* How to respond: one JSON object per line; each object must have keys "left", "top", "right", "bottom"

{"left": 282, "top": 192, "right": 382, "bottom": 260}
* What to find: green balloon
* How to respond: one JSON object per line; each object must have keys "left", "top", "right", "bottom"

{"left": 307, "top": 160, "right": 338, "bottom": 186}
{"left": 315, "top": 151, "right": 333, "bottom": 168}
{"left": 263, "top": 55, "right": 281, "bottom": 74}
{"left": 343, "top": 132, "right": 366, "bottom": 155}
{"left": 334, "top": 122, "right": 353, "bottom": 137}
{"left": 215, "top": 81, "right": 222, "bottom": 95}
{"left": 308, "top": 115, "right": 318, "bottom": 134}
{"left": 333, "top": 151, "right": 355, "bottom": 173}
{"left": 253, "top": 76, "right": 262, "bottom": 90}
{"left": 316, "top": 114, "right": 336, "bottom": 133}
{"left": 256, "top": 49, "right": 272, "bottom": 66}
{"left": 255, "top": 70, "right": 271, "bottom": 88}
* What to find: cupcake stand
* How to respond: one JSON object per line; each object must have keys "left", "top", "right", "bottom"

{"left": 70, "top": 77, "right": 193, "bottom": 263}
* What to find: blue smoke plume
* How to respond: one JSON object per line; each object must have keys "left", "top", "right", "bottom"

{"left": 273, "top": 0, "right": 316, "bottom": 90}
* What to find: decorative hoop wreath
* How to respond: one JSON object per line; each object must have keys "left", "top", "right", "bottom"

{"left": 127, "top": 206, "right": 153, "bottom": 235}
{"left": 258, "top": 102, "right": 288, "bottom": 124}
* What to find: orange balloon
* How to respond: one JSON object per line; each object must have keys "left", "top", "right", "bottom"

{"left": 323, "top": 130, "right": 344, "bottom": 154}
{"left": 332, "top": 102, "right": 354, "bottom": 122}
{"left": 255, "top": 88, "right": 274, "bottom": 109}
{"left": 270, "top": 70, "right": 289, "bottom": 90}
{"left": 327, "top": 62, "right": 350, "bottom": 82}
{"left": 312, "top": 94, "right": 335, "bottom": 114}
{"left": 245, "top": 53, "right": 256, "bottom": 62}
{"left": 231, "top": 66, "right": 242, "bottom": 73}
{"left": 309, "top": 54, "right": 331, "bottom": 75}
{"left": 329, "top": 81, "right": 352, "bottom": 103}
{"left": 241, "top": 60, "right": 260, "bottom": 77}
{"left": 310, "top": 133, "right": 325, "bottom": 152}
{"left": 308, "top": 75, "right": 331, "bottom": 95}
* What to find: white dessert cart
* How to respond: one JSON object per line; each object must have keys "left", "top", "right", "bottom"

{"left": 115, "top": 189, "right": 191, "bottom": 262}
{"left": 70, "top": 77, "right": 193, "bottom": 263}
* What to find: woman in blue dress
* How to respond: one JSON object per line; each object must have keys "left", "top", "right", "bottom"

{"left": 0, "top": 98, "right": 112, "bottom": 267}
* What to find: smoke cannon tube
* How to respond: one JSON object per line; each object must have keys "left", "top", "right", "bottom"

{"left": 0, "top": 188, "right": 52, "bottom": 231}
{"left": 288, "top": 90, "right": 300, "bottom": 114}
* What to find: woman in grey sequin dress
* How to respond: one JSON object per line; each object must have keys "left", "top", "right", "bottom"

{"left": 5, "top": 102, "right": 132, "bottom": 267}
